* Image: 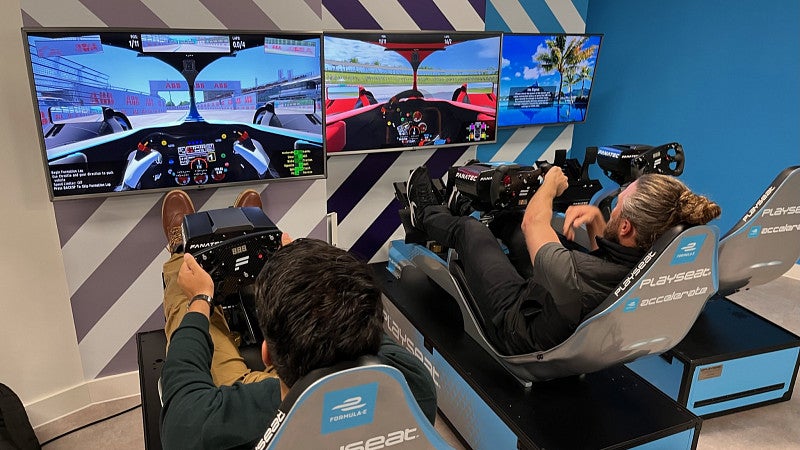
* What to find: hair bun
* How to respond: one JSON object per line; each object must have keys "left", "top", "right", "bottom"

{"left": 679, "top": 191, "right": 721, "bottom": 225}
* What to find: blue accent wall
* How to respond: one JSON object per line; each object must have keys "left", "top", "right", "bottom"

{"left": 573, "top": 0, "right": 800, "bottom": 235}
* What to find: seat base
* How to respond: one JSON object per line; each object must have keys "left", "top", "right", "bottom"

{"left": 376, "top": 263, "right": 702, "bottom": 450}
{"left": 627, "top": 295, "right": 800, "bottom": 418}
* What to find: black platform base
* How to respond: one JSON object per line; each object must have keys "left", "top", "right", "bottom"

{"left": 376, "top": 264, "right": 702, "bottom": 449}
{"left": 137, "top": 330, "right": 167, "bottom": 450}
{"left": 627, "top": 296, "right": 800, "bottom": 418}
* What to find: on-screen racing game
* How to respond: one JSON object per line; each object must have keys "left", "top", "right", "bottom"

{"left": 24, "top": 30, "right": 325, "bottom": 200}
{"left": 323, "top": 32, "right": 501, "bottom": 154}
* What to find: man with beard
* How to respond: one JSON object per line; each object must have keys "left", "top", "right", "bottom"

{"left": 405, "top": 166, "right": 721, "bottom": 355}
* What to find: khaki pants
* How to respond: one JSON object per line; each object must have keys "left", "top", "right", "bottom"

{"left": 163, "top": 253, "right": 277, "bottom": 385}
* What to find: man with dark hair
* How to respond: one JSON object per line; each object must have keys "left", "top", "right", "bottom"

{"left": 406, "top": 165, "right": 721, "bottom": 355}
{"left": 159, "top": 190, "right": 436, "bottom": 449}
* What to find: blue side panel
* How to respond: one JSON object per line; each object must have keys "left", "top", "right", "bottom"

{"left": 688, "top": 347, "right": 800, "bottom": 416}
{"left": 387, "top": 240, "right": 446, "bottom": 278}
{"left": 430, "top": 350, "right": 517, "bottom": 450}
{"left": 630, "top": 428, "right": 694, "bottom": 450}
{"left": 626, "top": 354, "right": 686, "bottom": 401}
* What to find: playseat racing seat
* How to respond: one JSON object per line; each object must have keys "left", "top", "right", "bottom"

{"left": 716, "top": 165, "right": 800, "bottom": 295}
{"left": 255, "top": 357, "right": 451, "bottom": 450}
{"left": 625, "top": 166, "right": 800, "bottom": 416}
{"left": 397, "top": 224, "right": 719, "bottom": 385}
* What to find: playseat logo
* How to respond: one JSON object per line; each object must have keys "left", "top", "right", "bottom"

{"left": 639, "top": 268, "right": 712, "bottom": 288}
{"left": 741, "top": 186, "right": 776, "bottom": 222}
{"left": 339, "top": 428, "right": 419, "bottom": 450}
{"left": 761, "top": 206, "right": 800, "bottom": 217}
{"left": 254, "top": 410, "right": 286, "bottom": 450}
{"left": 613, "top": 251, "right": 657, "bottom": 297}
{"left": 383, "top": 311, "right": 441, "bottom": 388}
{"left": 322, "top": 383, "right": 378, "bottom": 434}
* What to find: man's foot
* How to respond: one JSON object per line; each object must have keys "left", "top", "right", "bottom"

{"left": 406, "top": 166, "right": 442, "bottom": 229}
{"left": 447, "top": 187, "right": 473, "bottom": 216}
{"left": 162, "top": 190, "right": 195, "bottom": 254}
{"left": 233, "top": 188, "right": 262, "bottom": 209}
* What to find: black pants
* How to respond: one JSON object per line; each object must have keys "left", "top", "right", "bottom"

{"left": 421, "top": 206, "right": 544, "bottom": 353}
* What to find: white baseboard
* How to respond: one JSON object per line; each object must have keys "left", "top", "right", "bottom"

{"left": 785, "top": 264, "right": 800, "bottom": 281}
{"left": 25, "top": 371, "right": 140, "bottom": 430}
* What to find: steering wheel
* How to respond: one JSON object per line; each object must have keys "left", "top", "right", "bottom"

{"left": 387, "top": 89, "right": 424, "bottom": 105}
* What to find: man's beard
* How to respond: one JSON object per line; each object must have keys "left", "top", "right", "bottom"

{"left": 604, "top": 214, "right": 621, "bottom": 243}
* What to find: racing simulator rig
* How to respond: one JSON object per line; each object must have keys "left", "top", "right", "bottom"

{"left": 382, "top": 144, "right": 708, "bottom": 449}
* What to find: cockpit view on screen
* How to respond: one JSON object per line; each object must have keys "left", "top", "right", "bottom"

{"left": 324, "top": 32, "right": 501, "bottom": 154}
{"left": 498, "top": 34, "right": 602, "bottom": 127}
{"left": 25, "top": 30, "right": 325, "bottom": 199}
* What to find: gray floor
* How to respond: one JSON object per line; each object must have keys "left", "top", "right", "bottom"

{"left": 39, "top": 277, "right": 800, "bottom": 449}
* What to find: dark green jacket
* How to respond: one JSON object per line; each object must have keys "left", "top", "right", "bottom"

{"left": 160, "top": 313, "right": 437, "bottom": 449}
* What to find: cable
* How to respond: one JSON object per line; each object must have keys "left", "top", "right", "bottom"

{"left": 39, "top": 403, "right": 142, "bottom": 447}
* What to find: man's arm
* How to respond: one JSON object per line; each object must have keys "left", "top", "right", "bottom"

{"left": 561, "top": 205, "right": 607, "bottom": 251}
{"left": 160, "top": 254, "right": 282, "bottom": 449}
{"left": 521, "top": 168, "right": 569, "bottom": 265}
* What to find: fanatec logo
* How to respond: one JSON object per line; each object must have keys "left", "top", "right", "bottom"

{"left": 455, "top": 171, "right": 479, "bottom": 182}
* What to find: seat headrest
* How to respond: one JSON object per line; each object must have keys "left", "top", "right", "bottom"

{"left": 718, "top": 166, "right": 800, "bottom": 294}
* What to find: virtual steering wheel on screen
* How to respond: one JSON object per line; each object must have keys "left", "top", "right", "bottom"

{"left": 388, "top": 89, "right": 425, "bottom": 105}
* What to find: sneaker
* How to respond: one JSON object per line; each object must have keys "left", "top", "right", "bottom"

{"left": 162, "top": 190, "right": 195, "bottom": 254}
{"left": 406, "top": 166, "right": 442, "bottom": 228}
{"left": 447, "top": 187, "right": 473, "bottom": 216}
{"left": 233, "top": 189, "right": 263, "bottom": 209}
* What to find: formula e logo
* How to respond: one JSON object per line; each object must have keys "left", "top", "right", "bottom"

{"left": 670, "top": 235, "right": 706, "bottom": 265}
{"left": 333, "top": 397, "right": 366, "bottom": 412}
{"left": 623, "top": 298, "right": 639, "bottom": 312}
{"left": 748, "top": 226, "right": 761, "bottom": 238}
{"left": 322, "top": 382, "right": 378, "bottom": 435}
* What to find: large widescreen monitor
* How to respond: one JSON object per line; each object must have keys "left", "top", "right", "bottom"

{"left": 23, "top": 29, "right": 325, "bottom": 200}
{"left": 498, "top": 34, "right": 602, "bottom": 128}
{"left": 323, "top": 31, "right": 501, "bottom": 155}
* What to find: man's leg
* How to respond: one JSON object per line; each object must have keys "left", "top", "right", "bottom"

{"left": 162, "top": 190, "right": 276, "bottom": 385}
{"left": 407, "top": 167, "right": 528, "bottom": 323}
{"left": 421, "top": 206, "right": 529, "bottom": 317}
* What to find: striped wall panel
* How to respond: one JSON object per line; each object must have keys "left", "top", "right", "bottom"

{"left": 20, "top": 0, "right": 587, "bottom": 379}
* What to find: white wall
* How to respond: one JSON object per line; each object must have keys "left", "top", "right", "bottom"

{"left": 0, "top": 0, "right": 87, "bottom": 424}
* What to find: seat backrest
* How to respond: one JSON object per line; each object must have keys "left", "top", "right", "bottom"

{"left": 442, "top": 225, "right": 719, "bottom": 383}
{"left": 717, "top": 166, "right": 800, "bottom": 295}
{"left": 256, "top": 359, "right": 451, "bottom": 450}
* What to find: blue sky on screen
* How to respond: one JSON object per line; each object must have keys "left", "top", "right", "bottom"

{"left": 30, "top": 35, "right": 320, "bottom": 102}
{"left": 500, "top": 35, "right": 601, "bottom": 96}
{"left": 324, "top": 35, "right": 500, "bottom": 73}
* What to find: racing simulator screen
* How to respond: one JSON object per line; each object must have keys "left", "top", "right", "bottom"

{"left": 23, "top": 29, "right": 325, "bottom": 200}
{"left": 498, "top": 34, "right": 602, "bottom": 128}
{"left": 323, "top": 31, "right": 501, "bottom": 155}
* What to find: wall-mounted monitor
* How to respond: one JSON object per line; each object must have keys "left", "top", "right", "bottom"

{"left": 23, "top": 29, "right": 325, "bottom": 200}
{"left": 498, "top": 34, "right": 602, "bottom": 128}
{"left": 323, "top": 31, "right": 501, "bottom": 155}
